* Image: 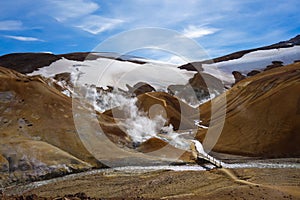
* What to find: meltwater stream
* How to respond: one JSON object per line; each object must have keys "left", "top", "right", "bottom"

{"left": 4, "top": 160, "right": 300, "bottom": 195}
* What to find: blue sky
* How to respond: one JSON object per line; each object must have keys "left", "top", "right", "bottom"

{"left": 0, "top": 0, "right": 300, "bottom": 62}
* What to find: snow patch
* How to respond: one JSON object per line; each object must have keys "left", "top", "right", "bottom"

{"left": 204, "top": 46, "right": 300, "bottom": 74}
{"left": 29, "top": 57, "right": 196, "bottom": 91}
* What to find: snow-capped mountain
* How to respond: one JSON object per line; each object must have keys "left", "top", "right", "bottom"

{"left": 29, "top": 56, "right": 195, "bottom": 90}
{"left": 1, "top": 35, "right": 300, "bottom": 189}
{"left": 179, "top": 35, "right": 300, "bottom": 84}
{"left": 203, "top": 46, "right": 300, "bottom": 74}
{"left": 0, "top": 52, "right": 195, "bottom": 91}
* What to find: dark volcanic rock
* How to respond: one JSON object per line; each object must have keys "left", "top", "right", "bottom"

{"left": 264, "top": 61, "right": 283, "bottom": 71}
{"left": 50, "top": 72, "right": 73, "bottom": 95}
{"left": 59, "top": 52, "right": 100, "bottom": 61}
{"left": 247, "top": 70, "right": 261, "bottom": 77}
{"left": 285, "top": 34, "right": 300, "bottom": 45}
{"left": 232, "top": 71, "right": 246, "bottom": 84}
{"left": 0, "top": 52, "right": 99, "bottom": 74}
{"left": 0, "top": 52, "right": 148, "bottom": 75}
{"left": 116, "top": 57, "right": 147, "bottom": 64}
{"left": 53, "top": 72, "right": 73, "bottom": 86}
{"left": 0, "top": 53, "right": 60, "bottom": 74}
{"left": 126, "top": 82, "right": 156, "bottom": 96}
{"left": 168, "top": 72, "right": 224, "bottom": 105}
{"left": 188, "top": 72, "right": 224, "bottom": 90}
{"left": 178, "top": 62, "right": 204, "bottom": 71}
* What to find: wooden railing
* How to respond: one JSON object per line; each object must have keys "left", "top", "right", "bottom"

{"left": 198, "top": 153, "right": 222, "bottom": 168}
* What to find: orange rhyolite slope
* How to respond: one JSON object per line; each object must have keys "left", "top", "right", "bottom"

{"left": 0, "top": 66, "right": 108, "bottom": 186}
{"left": 196, "top": 62, "right": 300, "bottom": 157}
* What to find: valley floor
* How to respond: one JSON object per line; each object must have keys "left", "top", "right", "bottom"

{"left": 2, "top": 166, "right": 299, "bottom": 200}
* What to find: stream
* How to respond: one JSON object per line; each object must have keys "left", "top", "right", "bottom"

{"left": 3, "top": 158, "right": 300, "bottom": 196}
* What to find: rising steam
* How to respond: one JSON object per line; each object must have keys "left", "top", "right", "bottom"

{"left": 80, "top": 87, "right": 192, "bottom": 149}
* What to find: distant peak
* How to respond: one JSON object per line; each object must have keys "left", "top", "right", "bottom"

{"left": 287, "top": 34, "right": 300, "bottom": 45}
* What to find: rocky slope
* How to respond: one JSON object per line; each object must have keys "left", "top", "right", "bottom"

{"left": 0, "top": 66, "right": 109, "bottom": 187}
{"left": 195, "top": 62, "right": 300, "bottom": 157}
{"left": 0, "top": 66, "right": 200, "bottom": 187}
{"left": 168, "top": 72, "right": 225, "bottom": 105}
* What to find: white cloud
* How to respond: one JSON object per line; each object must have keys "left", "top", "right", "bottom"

{"left": 100, "top": 1, "right": 232, "bottom": 30}
{"left": 75, "top": 15, "right": 123, "bottom": 34}
{"left": 104, "top": 1, "right": 204, "bottom": 27}
{"left": 93, "top": 28, "right": 211, "bottom": 62}
{"left": 163, "top": 55, "right": 187, "bottom": 65}
{"left": 4, "top": 35, "right": 44, "bottom": 42}
{"left": 183, "top": 25, "right": 219, "bottom": 39}
{"left": 46, "top": 0, "right": 123, "bottom": 34}
{"left": 0, "top": 20, "right": 23, "bottom": 30}
{"left": 41, "top": 51, "right": 53, "bottom": 54}
{"left": 48, "top": 0, "right": 99, "bottom": 22}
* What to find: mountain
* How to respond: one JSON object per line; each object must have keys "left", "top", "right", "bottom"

{"left": 0, "top": 66, "right": 200, "bottom": 187}
{"left": 194, "top": 62, "right": 300, "bottom": 157}
{"left": 0, "top": 52, "right": 147, "bottom": 74}
{"left": 179, "top": 35, "right": 300, "bottom": 85}
{"left": 1, "top": 35, "right": 300, "bottom": 190}
{"left": 0, "top": 52, "right": 195, "bottom": 92}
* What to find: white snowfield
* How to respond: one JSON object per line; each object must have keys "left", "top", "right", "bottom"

{"left": 28, "top": 46, "right": 300, "bottom": 89}
{"left": 203, "top": 46, "right": 300, "bottom": 75}
{"left": 29, "top": 57, "right": 196, "bottom": 90}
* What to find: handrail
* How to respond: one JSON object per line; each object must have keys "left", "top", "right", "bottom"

{"left": 190, "top": 140, "right": 222, "bottom": 168}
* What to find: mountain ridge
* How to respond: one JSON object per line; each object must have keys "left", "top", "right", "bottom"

{"left": 0, "top": 52, "right": 147, "bottom": 74}
{"left": 179, "top": 34, "right": 300, "bottom": 71}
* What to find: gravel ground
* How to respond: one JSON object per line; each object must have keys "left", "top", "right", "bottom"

{"left": 2, "top": 166, "right": 299, "bottom": 200}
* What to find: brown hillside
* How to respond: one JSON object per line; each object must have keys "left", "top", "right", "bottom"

{"left": 195, "top": 63, "right": 300, "bottom": 157}
{"left": 0, "top": 67, "right": 108, "bottom": 186}
{"left": 137, "top": 92, "right": 198, "bottom": 130}
{"left": 0, "top": 67, "right": 196, "bottom": 186}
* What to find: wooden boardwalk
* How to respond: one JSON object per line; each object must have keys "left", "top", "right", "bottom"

{"left": 190, "top": 140, "right": 222, "bottom": 168}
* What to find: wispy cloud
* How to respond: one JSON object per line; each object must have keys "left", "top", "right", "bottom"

{"left": 75, "top": 15, "right": 123, "bottom": 34}
{"left": 4, "top": 35, "right": 44, "bottom": 42}
{"left": 48, "top": 0, "right": 99, "bottom": 22}
{"left": 95, "top": 28, "right": 211, "bottom": 62}
{"left": 46, "top": 0, "right": 123, "bottom": 34}
{"left": 1, "top": 0, "right": 299, "bottom": 57}
{"left": 0, "top": 20, "right": 23, "bottom": 30}
{"left": 183, "top": 25, "right": 220, "bottom": 39}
